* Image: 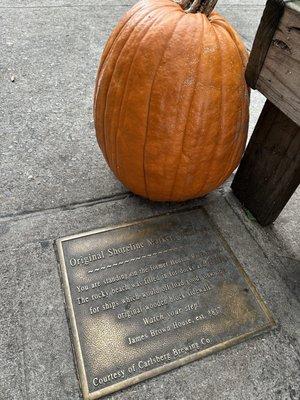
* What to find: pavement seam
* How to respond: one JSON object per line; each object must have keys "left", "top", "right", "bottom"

{"left": 0, "top": 3, "right": 264, "bottom": 9}
{"left": 0, "top": 4, "right": 134, "bottom": 9}
{"left": 0, "top": 191, "right": 132, "bottom": 223}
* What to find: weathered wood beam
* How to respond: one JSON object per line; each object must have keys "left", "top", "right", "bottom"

{"left": 231, "top": 100, "right": 300, "bottom": 226}
{"left": 246, "top": 0, "right": 300, "bottom": 125}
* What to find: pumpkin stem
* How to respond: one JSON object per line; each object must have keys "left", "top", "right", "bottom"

{"left": 176, "top": 0, "right": 218, "bottom": 15}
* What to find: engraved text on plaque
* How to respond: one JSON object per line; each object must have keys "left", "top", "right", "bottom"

{"left": 57, "top": 208, "right": 274, "bottom": 400}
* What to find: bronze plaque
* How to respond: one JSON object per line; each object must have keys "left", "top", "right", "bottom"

{"left": 57, "top": 207, "right": 274, "bottom": 400}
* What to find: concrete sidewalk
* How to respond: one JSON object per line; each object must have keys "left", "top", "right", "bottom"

{"left": 0, "top": 1, "right": 299, "bottom": 399}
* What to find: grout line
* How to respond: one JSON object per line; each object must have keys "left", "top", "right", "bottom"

{"left": 0, "top": 191, "right": 132, "bottom": 223}
{"left": 0, "top": 4, "right": 134, "bottom": 9}
{"left": 0, "top": 3, "right": 264, "bottom": 9}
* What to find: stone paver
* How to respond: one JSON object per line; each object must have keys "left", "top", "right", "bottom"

{"left": 1, "top": 186, "right": 299, "bottom": 400}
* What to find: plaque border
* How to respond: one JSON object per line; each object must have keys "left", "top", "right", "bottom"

{"left": 56, "top": 206, "right": 275, "bottom": 400}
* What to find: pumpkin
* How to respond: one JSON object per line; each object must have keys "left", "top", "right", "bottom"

{"left": 94, "top": 0, "right": 249, "bottom": 201}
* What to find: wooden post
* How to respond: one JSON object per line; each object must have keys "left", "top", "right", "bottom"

{"left": 231, "top": 100, "right": 300, "bottom": 226}
{"left": 232, "top": 0, "right": 300, "bottom": 225}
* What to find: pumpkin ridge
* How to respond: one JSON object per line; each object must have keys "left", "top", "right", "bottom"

{"left": 197, "top": 22, "right": 224, "bottom": 195}
{"left": 95, "top": 11, "right": 147, "bottom": 163}
{"left": 227, "top": 23, "right": 248, "bottom": 68}
{"left": 142, "top": 13, "right": 185, "bottom": 199}
{"left": 218, "top": 22, "right": 249, "bottom": 184}
{"left": 212, "top": 18, "right": 248, "bottom": 73}
{"left": 169, "top": 15, "right": 205, "bottom": 200}
{"left": 94, "top": 1, "right": 148, "bottom": 109}
{"left": 95, "top": 1, "right": 176, "bottom": 101}
{"left": 216, "top": 23, "right": 245, "bottom": 183}
{"left": 113, "top": 7, "right": 173, "bottom": 175}
{"left": 226, "top": 72, "right": 245, "bottom": 182}
{"left": 101, "top": 7, "right": 167, "bottom": 167}
{"left": 100, "top": 2, "right": 148, "bottom": 64}
{"left": 95, "top": 3, "right": 173, "bottom": 162}
{"left": 185, "top": 50, "right": 216, "bottom": 196}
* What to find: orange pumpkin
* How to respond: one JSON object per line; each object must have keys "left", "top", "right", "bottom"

{"left": 94, "top": 0, "right": 249, "bottom": 201}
